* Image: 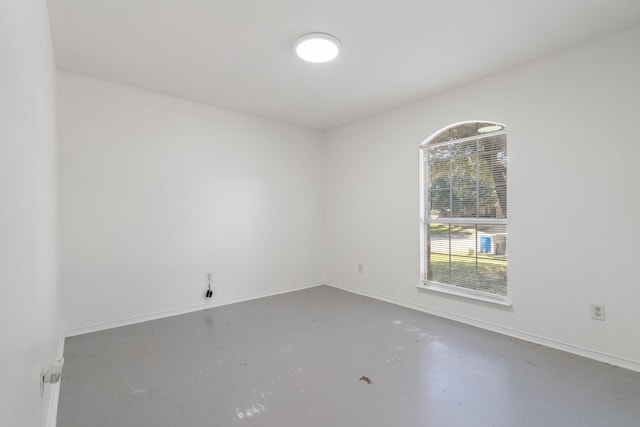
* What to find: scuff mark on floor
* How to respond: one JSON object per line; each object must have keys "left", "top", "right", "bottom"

{"left": 279, "top": 344, "right": 301, "bottom": 354}
{"left": 234, "top": 402, "right": 265, "bottom": 421}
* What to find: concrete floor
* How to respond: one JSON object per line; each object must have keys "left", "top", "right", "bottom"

{"left": 58, "top": 286, "right": 640, "bottom": 427}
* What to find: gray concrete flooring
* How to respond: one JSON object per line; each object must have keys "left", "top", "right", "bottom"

{"left": 58, "top": 286, "right": 640, "bottom": 427}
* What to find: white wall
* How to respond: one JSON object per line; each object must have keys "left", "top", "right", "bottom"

{"left": 58, "top": 73, "right": 324, "bottom": 332}
{"left": 0, "top": 1, "right": 59, "bottom": 426}
{"left": 324, "top": 27, "right": 640, "bottom": 369}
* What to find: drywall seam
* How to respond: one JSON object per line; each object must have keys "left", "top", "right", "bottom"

{"left": 326, "top": 281, "right": 640, "bottom": 373}
{"left": 63, "top": 281, "right": 325, "bottom": 337}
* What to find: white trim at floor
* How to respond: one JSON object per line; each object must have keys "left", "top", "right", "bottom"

{"left": 64, "top": 281, "right": 325, "bottom": 338}
{"left": 326, "top": 281, "right": 640, "bottom": 373}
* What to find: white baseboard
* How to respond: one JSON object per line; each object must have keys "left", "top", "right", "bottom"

{"left": 45, "top": 334, "right": 65, "bottom": 427}
{"left": 63, "top": 281, "right": 325, "bottom": 338}
{"left": 326, "top": 281, "right": 640, "bottom": 373}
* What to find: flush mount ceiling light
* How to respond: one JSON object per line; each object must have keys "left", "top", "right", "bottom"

{"left": 294, "top": 33, "right": 341, "bottom": 63}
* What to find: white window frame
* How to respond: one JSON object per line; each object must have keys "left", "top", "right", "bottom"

{"left": 418, "top": 122, "right": 510, "bottom": 306}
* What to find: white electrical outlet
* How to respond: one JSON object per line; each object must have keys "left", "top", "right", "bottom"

{"left": 591, "top": 304, "right": 606, "bottom": 321}
{"left": 358, "top": 264, "right": 364, "bottom": 274}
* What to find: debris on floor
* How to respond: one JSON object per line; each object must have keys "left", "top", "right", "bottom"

{"left": 359, "top": 376, "right": 373, "bottom": 384}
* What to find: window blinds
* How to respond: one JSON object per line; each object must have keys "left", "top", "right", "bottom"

{"left": 422, "top": 131, "right": 507, "bottom": 296}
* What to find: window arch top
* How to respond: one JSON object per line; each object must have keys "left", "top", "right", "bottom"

{"left": 424, "top": 121, "right": 505, "bottom": 146}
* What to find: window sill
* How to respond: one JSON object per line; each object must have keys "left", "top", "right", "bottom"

{"left": 417, "top": 282, "right": 512, "bottom": 307}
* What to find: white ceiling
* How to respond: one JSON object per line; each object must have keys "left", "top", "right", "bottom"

{"left": 48, "top": 0, "right": 640, "bottom": 130}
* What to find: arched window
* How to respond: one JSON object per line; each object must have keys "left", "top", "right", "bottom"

{"left": 419, "top": 121, "right": 508, "bottom": 304}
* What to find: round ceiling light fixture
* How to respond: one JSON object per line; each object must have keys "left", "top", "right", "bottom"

{"left": 294, "top": 32, "right": 341, "bottom": 63}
